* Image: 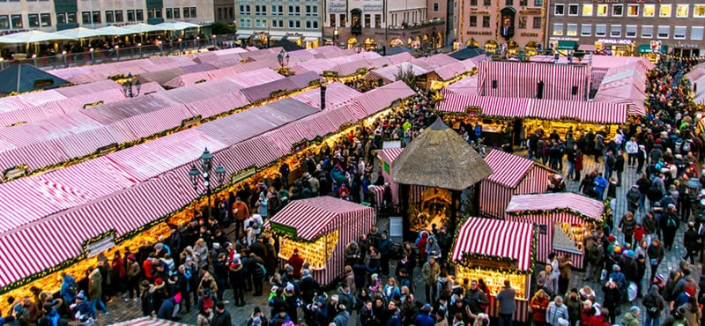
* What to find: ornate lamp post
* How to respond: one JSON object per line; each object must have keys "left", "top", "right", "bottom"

{"left": 121, "top": 73, "right": 141, "bottom": 98}
{"left": 188, "top": 147, "right": 227, "bottom": 219}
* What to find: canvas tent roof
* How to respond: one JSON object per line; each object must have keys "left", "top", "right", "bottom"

{"left": 0, "top": 64, "right": 70, "bottom": 95}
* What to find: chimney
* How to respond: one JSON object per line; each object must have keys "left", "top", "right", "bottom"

{"left": 320, "top": 85, "right": 327, "bottom": 110}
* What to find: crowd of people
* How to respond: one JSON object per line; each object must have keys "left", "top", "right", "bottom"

{"left": 3, "top": 57, "right": 705, "bottom": 326}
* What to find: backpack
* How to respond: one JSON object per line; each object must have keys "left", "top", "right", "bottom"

{"left": 667, "top": 216, "right": 677, "bottom": 229}
{"left": 67, "top": 279, "right": 79, "bottom": 298}
{"left": 643, "top": 295, "right": 661, "bottom": 317}
{"left": 683, "top": 141, "right": 691, "bottom": 152}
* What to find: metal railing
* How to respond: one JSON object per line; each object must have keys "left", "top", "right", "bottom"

{"left": 0, "top": 34, "right": 238, "bottom": 71}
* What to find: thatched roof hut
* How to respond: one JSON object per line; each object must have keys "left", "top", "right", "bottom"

{"left": 392, "top": 118, "right": 493, "bottom": 190}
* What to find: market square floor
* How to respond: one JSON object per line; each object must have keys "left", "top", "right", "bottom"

{"left": 96, "top": 151, "right": 701, "bottom": 326}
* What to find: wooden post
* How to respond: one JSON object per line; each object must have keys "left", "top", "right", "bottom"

{"left": 400, "top": 183, "right": 411, "bottom": 241}
{"left": 450, "top": 190, "right": 459, "bottom": 235}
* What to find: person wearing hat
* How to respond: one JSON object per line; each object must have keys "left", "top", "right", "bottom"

{"left": 126, "top": 254, "right": 141, "bottom": 302}
{"left": 69, "top": 291, "right": 92, "bottom": 324}
{"left": 622, "top": 307, "right": 640, "bottom": 326}
{"left": 642, "top": 284, "right": 666, "bottom": 326}
{"left": 288, "top": 248, "right": 304, "bottom": 279}
{"left": 415, "top": 303, "right": 435, "bottom": 326}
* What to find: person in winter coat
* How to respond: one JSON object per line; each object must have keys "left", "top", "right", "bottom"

{"left": 422, "top": 259, "right": 441, "bottom": 304}
{"left": 601, "top": 281, "right": 621, "bottom": 325}
{"left": 157, "top": 293, "right": 181, "bottom": 321}
{"left": 60, "top": 274, "right": 78, "bottom": 305}
{"left": 416, "top": 232, "right": 429, "bottom": 262}
{"left": 622, "top": 307, "right": 640, "bottom": 326}
{"left": 211, "top": 303, "right": 232, "bottom": 326}
{"left": 642, "top": 285, "right": 666, "bottom": 326}
{"left": 126, "top": 254, "right": 142, "bottom": 301}
{"left": 88, "top": 268, "right": 108, "bottom": 318}
{"left": 626, "top": 185, "right": 641, "bottom": 213}
{"left": 679, "top": 296, "right": 701, "bottom": 326}
{"left": 530, "top": 290, "right": 550, "bottom": 326}
{"left": 197, "top": 307, "right": 213, "bottom": 326}
{"left": 379, "top": 231, "right": 394, "bottom": 276}
{"left": 299, "top": 269, "right": 321, "bottom": 305}
{"left": 333, "top": 304, "right": 352, "bottom": 326}
{"left": 386, "top": 301, "right": 402, "bottom": 326}
{"left": 426, "top": 237, "right": 442, "bottom": 262}
{"left": 618, "top": 212, "right": 638, "bottom": 248}
{"left": 682, "top": 222, "right": 700, "bottom": 264}
{"left": 229, "top": 257, "right": 246, "bottom": 307}
{"left": 662, "top": 205, "right": 680, "bottom": 250}
{"left": 546, "top": 296, "right": 569, "bottom": 326}
{"left": 497, "top": 280, "right": 516, "bottom": 326}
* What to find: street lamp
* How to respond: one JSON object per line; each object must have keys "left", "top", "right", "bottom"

{"left": 121, "top": 73, "right": 141, "bottom": 98}
{"left": 333, "top": 27, "right": 339, "bottom": 46}
{"left": 188, "top": 147, "right": 227, "bottom": 219}
{"left": 277, "top": 48, "right": 290, "bottom": 71}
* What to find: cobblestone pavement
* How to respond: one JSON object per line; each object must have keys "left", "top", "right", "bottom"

{"left": 96, "top": 152, "right": 700, "bottom": 325}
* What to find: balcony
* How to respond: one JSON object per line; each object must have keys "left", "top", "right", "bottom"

{"left": 387, "top": 18, "right": 445, "bottom": 30}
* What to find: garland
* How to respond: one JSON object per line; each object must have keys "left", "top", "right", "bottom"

{"left": 195, "top": 79, "right": 207, "bottom": 84}
{"left": 6, "top": 121, "right": 27, "bottom": 128}
{"left": 81, "top": 229, "right": 117, "bottom": 249}
{"left": 506, "top": 200, "right": 608, "bottom": 227}
{"left": 83, "top": 101, "right": 104, "bottom": 109}
{"left": 322, "top": 71, "right": 339, "bottom": 78}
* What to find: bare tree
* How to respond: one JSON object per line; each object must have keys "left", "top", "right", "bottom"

{"left": 394, "top": 64, "right": 417, "bottom": 88}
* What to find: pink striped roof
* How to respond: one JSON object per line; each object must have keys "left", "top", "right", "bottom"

{"left": 111, "top": 317, "right": 193, "bottom": 326}
{"left": 444, "top": 75, "right": 479, "bottom": 95}
{"left": 354, "top": 81, "right": 415, "bottom": 115}
{"left": 528, "top": 99, "right": 627, "bottom": 124}
{"left": 387, "top": 52, "right": 413, "bottom": 64}
{"left": 451, "top": 217, "right": 534, "bottom": 271}
{"left": 291, "top": 82, "right": 361, "bottom": 109}
{"left": 506, "top": 192, "right": 604, "bottom": 220}
{"left": 270, "top": 196, "right": 373, "bottom": 241}
{"left": 484, "top": 150, "right": 539, "bottom": 188}
{"left": 378, "top": 148, "right": 404, "bottom": 164}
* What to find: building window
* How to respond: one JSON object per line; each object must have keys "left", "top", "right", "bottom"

{"left": 127, "top": 10, "right": 135, "bottom": 21}
{"left": 520, "top": 0, "right": 527, "bottom": 6}
{"left": 189, "top": 8, "right": 195, "bottom": 18}
{"left": 288, "top": 6, "right": 301, "bottom": 16}
{"left": 306, "top": 20, "right": 318, "bottom": 29}
{"left": 340, "top": 14, "right": 346, "bottom": 26}
{"left": 28, "top": 14, "right": 39, "bottom": 28}
{"left": 433, "top": 3, "right": 439, "bottom": 11}
{"left": 106, "top": 10, "right": 114, "bottom": 22}
{"left": 612, "top": 5, "right": 623, "bottom": 16}
{"left": 674, "top": 26, "right": 687, "bottom": 39}
{"left": 552, "top": 22, "right": 563, "bottom": 36}
{"left": 137, "top": 9, "right": 145, "bottom": 20}
{"left": 329, "top": 14, "right": 335, "bottom": 27}
{"left": 625, "top": 25, "right": 637, "bottom": 38}
{"left": 641, "top": 25, "right": 653, "bottom": 38}
{"left": 240, "top": 5, "right": 251, "bottom": 15}
{"left": 691, "top": 26, "right": 704, "bottom": 40}
{"left": 581, "top": 24, "right": 591, "bottom": 36}
{"left": 0, "top": 16, "right": 8, "bottom": 29}
{"left": 469, "top": 16, "right": 477, "bottom": 27}
{"left": 534, "top": 0, "right": 542, "bottom": 5}
{"left": 595, "top": 24, "right": 606, "bottom": 37}
{"left": 596, "top": 4, "right": 607, "bottom": 16}
{"left": 272, "top": 5, "right": 283, "bottom": 16}
{"left": 643, "top": 5, "right": 655, "bottom": 17}
{"left": 627, "top": 4, "right": 639, "bottom": 17}
{"left": 92, "top": 11, "right": 101, "bottom": 23}
{"left": 82, "top": 12, "right": 91, "bottom": 24}
{"left": 364, "top": 14, "right": 370, "bottom": 27}
{"left": 255, "top": 19, "right": 266, "bottom": 27}
{"left": 256, "top": 5, "right": 266, "bottom": 16}
{"left": 657, "top": 25, "right": 669, "bottom": 39}
{"left": 375, "top": 14, "right": 381, "bottom": 27}
{"left": 483, "top": 0, "right": 491, "bottom": 6}
{"left": 482, "top": 15, "right": 490, "bottom": 28}
{"left": 115, "top": 11, "right": 123, "bottom": 21}
{"left": 554, "top": 4, "right": 564, "bottom": 16}
{"left": 695, "top": 5, "right": 705, "bottom": 17}
{"left": 11, "top": 14, "right": 22, "bottom": 28}
{"left": 568, "top": 4, "right": 578, "bottom": 16}
{"left": 532, "top": 16, "right": 541, "bottom": 29}
{"left": 470, "top": 0, "right": 477, "bottom": 5}
{"left": 610, "top": 25, "right": 621, "bottom": 37}
{"left": 566, "top": 23, "right": 577, "bottom": 36}
{"left": 305, "top": 5, "right": 317, "bottom": 16}
{"left": 518, "top": 16, "right": 526, "bottom": 29}
{"left": 506, "top": 0, "right": 513, "bottom": 6}
{"left": 288, "top": 20, "right": 301, "bottom": 28}
{"left": 582, "top": 4, "right": 592, "bottom": 16}
{"left": 57, "top": 13, "right": 66, "bottom": 24}
{"left": 40, "top": 13, "right": 50, "bottom": 26}
{"left": 659, "top": 4, "right": 671, "bottom": 17}
{"left": 676, "top": 4, "right": 689, "bottom": 17}
{"left": 166, "top": 8, "right": 172, "bottom": 19}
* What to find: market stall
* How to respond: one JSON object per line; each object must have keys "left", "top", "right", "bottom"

{"left": 110, "top": 316, "right": 193, "bottom": 326}
{"left": 479, "top": 149, "right": 553, "bottom": 218}
{"left": 451, "top": 217, "right": 536, "bottom": 323}
{"left": 268, "top": 196, "right": 376, "bottom": 284}
{"left": 504, "top": 193, "right": 607, "bottom": 269}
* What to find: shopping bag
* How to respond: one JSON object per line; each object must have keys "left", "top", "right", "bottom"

{"left": 628, "top": 282, "right": 638, "bottom": 302}
{"left": 600, "top": 269, "right": 608, "bottom": 281}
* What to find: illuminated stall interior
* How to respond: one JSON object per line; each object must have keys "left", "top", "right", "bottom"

{"left": 525, "top": 41, "right": 539, "bottom": 56}
{"left": 466, "top": 38, "right": 479, "bottom": 48}
{"left": 484, "top": 40, "right": 498, "bottom": 54}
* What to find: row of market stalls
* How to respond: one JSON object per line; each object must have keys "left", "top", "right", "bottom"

{"left": 363, "top": 53, "right": 481, "bottom": 91}
{"left": 685, "top": 63, "right": 705, "bottom": 105}
{"left": 0, "top": 80, "right": 416, "bottom": 312}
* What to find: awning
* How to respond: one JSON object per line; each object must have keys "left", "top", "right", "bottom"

{"left": 638, "top": 44, "right": 652, "bottom": 54}
{"left": 236, "top": 34, "right": 251, "bottom": 40}
{"left": 556, "top": 40, "right": 577, "bottom": 50}
{"left": 451, "top": 217, "right": 535, "bottom": 271}
{"left": 303, "top": 37, "right": 318, "bottom": 42}
{"left": 270, "top": 35, "right": 285, "bottom": 42}
{"left": 578, "top": 44, "right": 596, "bottom": 51}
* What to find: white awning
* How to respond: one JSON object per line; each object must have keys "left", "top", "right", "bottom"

{"left": 303, "top": 37, "right": 318, "bottom": 42}
{"left": 236, "top": 34, "right": 251, "bottom": 40}
{"left": 270, "top": 35, "right": 285, "bottom": 41}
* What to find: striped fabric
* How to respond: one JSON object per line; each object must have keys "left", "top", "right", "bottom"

{"left": 506, "top": 193, "right": 604, "bottom": 219}
{"left": 451, "top": 217, "right": 534, "bottom": 271}
{"left": 484, "top": 150, "right": 535, "bottom": 188}
{"left": 110, "top": 316, "right": 193, "bottom": 326}
{"left": 354, "top": 81, "right": 416, "bottom": 116}
{"left": 377, "top": 148, "right": 404, "bottom": 166}
{"left": 270, "top": 197, "right": 375, "bottom": 284}
{"left": 443, "top": 75, "right": 479, "bottom": 96}
{"left": 487, "top": 296, "right": 530, "bottom": 323}
{"left": 477, "top": 61, "right": 591, "bottom": 101}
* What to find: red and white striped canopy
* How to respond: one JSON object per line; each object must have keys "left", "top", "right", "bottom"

{"left": 377, "top": 148, "right": 404, "bottom": 165}
{"left": 451, "top": 217, "right": 534, "bottom": 271}
{"left": 110, "top": 316, "right": 193, "bottom": 326}
{"left": 270, "top": 197, "right": 374, "bottom": 241}
{"left": 506, "top": 193, "right": 604, "bottom": 221}
{"left": 484, "top": 150, "right": 542, "bottom": 188}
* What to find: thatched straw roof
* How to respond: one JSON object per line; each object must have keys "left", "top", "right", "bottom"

{"left": 392, "top": 118, "right": 493, "bottom": 190}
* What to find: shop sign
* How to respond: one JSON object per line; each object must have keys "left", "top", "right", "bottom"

{"left": 598, "top": 38, "right": 632, "bottom": 45}
{"left": 383, "top": 161, "right": 391, "bottom": 174}
{"left": 473, "top": 258, "right": 517, "bottom": 270}
{"left": 3, "top": 165, "right": 28, "bottom": 180}
{"left": 467, "top": 31, "right": 493, "bottom": 36}
{"left": 97, "top": 143, "right": 118, "bottom": 155}
{"left": 85, "top": 233, "right": 116, "bottom": 258}
{"left": 271, "top": 222, "right": 298, "bottom": 238}
{"left": 465, "top": 106, "right": 480, "bottom": 117}
{"left": 521, "top": 32, "right": 539, "bottom": 37}
{"left": 231, "top": 166, "right": 256, "bottom": 184}
{"left": 677, "top": 44, "right": 699, "bottom": 49}
{"left": 328, "top": 8, "right": 347, "bottom": 12}
{"left": 468, "top": 9, "right": 491, "bottom": 14}
{"left": 538, "top": 224, "right": 548, "bottom": 235}
{"left": 519, "top": 9, "right": 542, "bottom": 15}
